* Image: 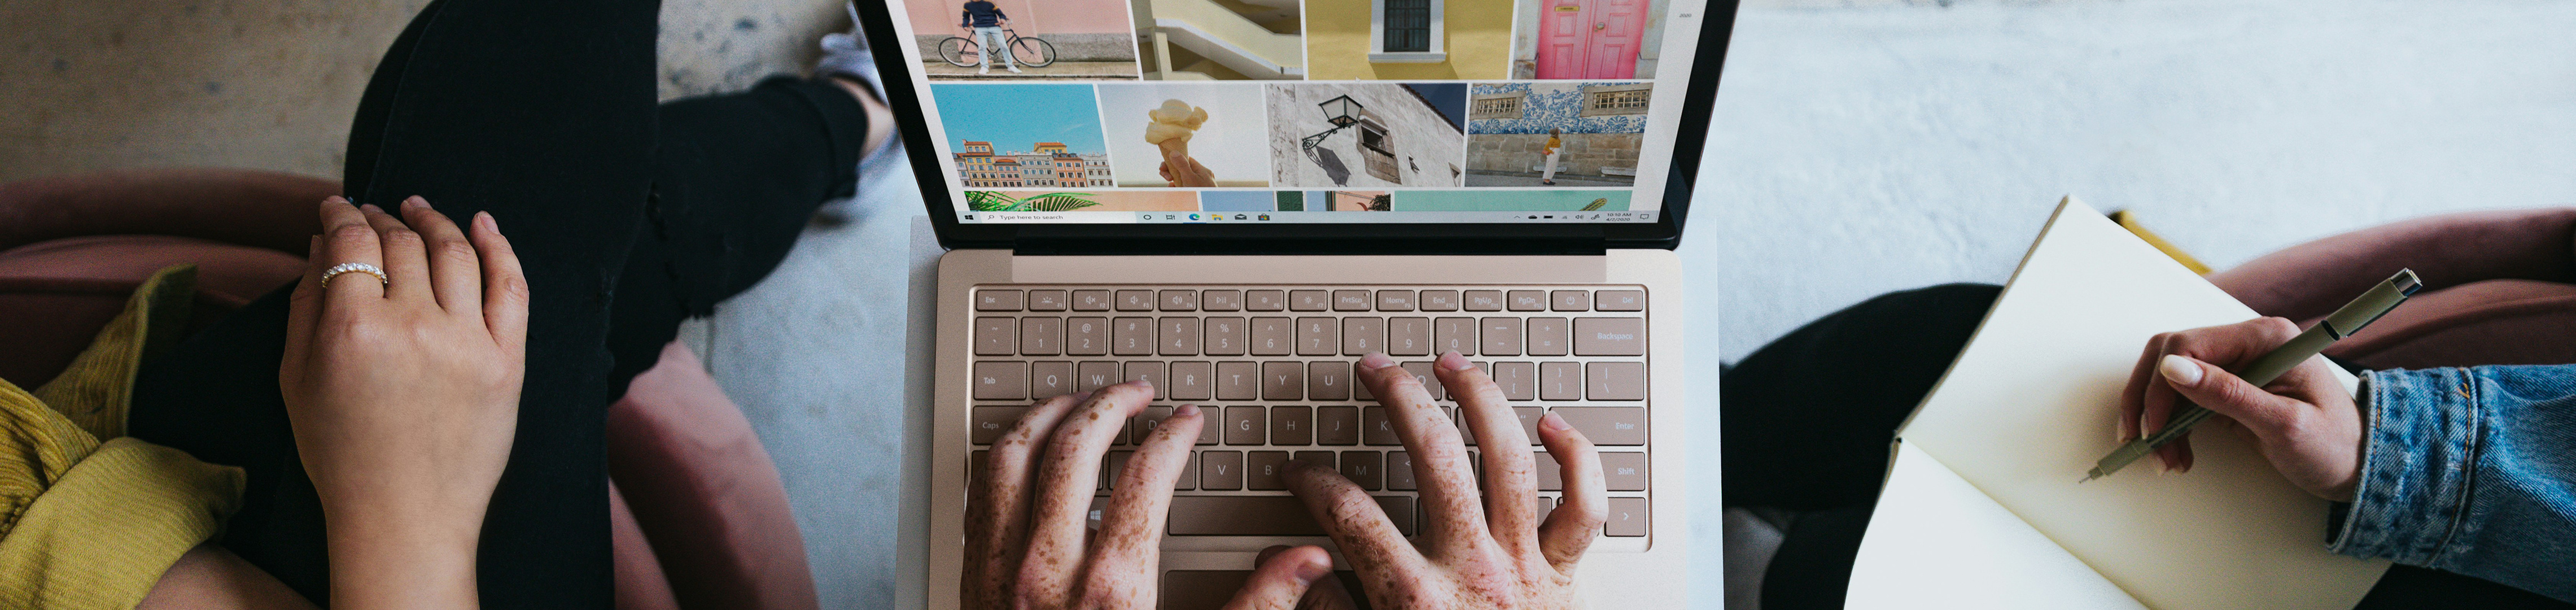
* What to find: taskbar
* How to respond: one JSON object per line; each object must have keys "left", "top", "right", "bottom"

{"left": 963, "top": 210, "right": 1660, "bottom": 224}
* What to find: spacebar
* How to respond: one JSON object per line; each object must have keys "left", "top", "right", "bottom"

{"left": 1169, "top": 496, "right": 1323, "bottom": 535}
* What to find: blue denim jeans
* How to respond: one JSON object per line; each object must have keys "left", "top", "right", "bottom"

{"left": 974, "top": 26, "right": 1014, "bottom": 69}
{"left": 2341, "top": 365, "right": 2576, "bottom": 602}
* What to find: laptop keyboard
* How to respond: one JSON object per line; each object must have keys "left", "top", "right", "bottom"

{"left": 967, "top": 285, "right": 1651, "bottom": 541}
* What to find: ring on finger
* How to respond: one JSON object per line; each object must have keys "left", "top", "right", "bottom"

{"left": 320, "top": 262, "right": 391, "bottom": 288}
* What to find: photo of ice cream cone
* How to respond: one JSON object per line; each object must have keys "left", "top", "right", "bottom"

{"left": 1144, "top": 98, "right": 1214, "bottom": 186}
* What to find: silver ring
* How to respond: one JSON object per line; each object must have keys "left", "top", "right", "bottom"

{"left": 320, "top": 262, "right": 390, "bottom": 288}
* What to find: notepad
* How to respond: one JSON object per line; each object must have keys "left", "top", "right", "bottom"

{"left": 1846, "top": 197, "right": 2390, "bottom": 609}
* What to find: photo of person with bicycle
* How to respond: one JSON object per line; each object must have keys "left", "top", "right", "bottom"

{"left": 902, "top": 0, "right": 1143, "bottom": 80}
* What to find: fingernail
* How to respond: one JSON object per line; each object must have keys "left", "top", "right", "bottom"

{"left": 1437, "top": 351, "right": 1475, "bottom": 372}
{"left": 307, "top": 236, "right": 320, "bottom": 256}
{"left": 402, "top": 195, "right": 428, "bottom": 210}
{"left": 1292, "top": 555, "right": 1331, "bottom": 582}
{"left": 324, "top": 195, "right": 349, "bottom": 206}
{"left": 1357, "top": 352, "right": 1395, "bottom": 371}
{"left": 2158, "top": 354, "right": 2203, "bottom": 386}
{"left": 1174, "top": 403, "right": 1200, "bottom": 417}
{"left": 1540, "top": 412, "right": 1572, "bottom": 432}
{"left": 475, "top": 211, "right": 496, "bottom": 232}
{"left": 359, "top": 203, "right": 384, "bottom": 213}
{"left": 1130, "top": 377, "right": 1153, "bottom": 388}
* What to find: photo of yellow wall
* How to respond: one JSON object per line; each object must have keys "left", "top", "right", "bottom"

{"left": 1304, "top": 0, "right": 1514, "bottom": 80}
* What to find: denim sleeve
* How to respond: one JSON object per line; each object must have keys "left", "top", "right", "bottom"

{"left": 2333, "top": 365, "right": 2576, "bottom": 602}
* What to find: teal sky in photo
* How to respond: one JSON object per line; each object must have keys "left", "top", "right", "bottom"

{"left": 1199, "top": 191, "right": 1276, "bottom": 211}
{"left": 1392, "top": 190, "right": 1630, "bottom": 211}
{"left": 931, "top": 84, "right": 1108, "bottom": 155}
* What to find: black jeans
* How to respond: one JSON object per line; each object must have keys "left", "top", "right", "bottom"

{"left": 1722, "top": 284, "right": 2571, "bottom": 610}
{"left": 122, "top": 0, "right": 871, "bottom": 606}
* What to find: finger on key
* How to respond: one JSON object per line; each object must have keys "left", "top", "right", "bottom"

{"left": 316, "top": 199, "right": 387, "bottom": 304}
{"left": 1354, "top": 352, "right": 1486, "bottom": 554}
{"left": 1282, "top": 460, "right": 1432, "bottom": 601}
{"left": 397, "top": 196, "right": 483, "bottom": 313}
{"left": 1434, "top": 352, "right": 1541, "bottom": 555}
{"left": 1020, "top": 381, "right": 1155, "bottom": 602}
{"left": 356, "top": 203, "right": 431, "bottom": 304}
{"left": 964, "top": 392, "right": 1084, "bottom": 608}
{"left": 1086, "top": 403, "right": 1204, "bottom": 595}
{"left": 1221, "top": 545, "right": 1335, "bottom": 610}
{"left": 1534, "top": 412, "right": 1607, "bottom": 575}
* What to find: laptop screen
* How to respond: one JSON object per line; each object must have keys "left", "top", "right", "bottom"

{"left": 873, "top": 0, "right": 1720, "bottom": 227}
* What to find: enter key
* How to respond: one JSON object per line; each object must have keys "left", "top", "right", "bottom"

{"left": 1573, "top": 317, "right": 1645, "bottom": 356}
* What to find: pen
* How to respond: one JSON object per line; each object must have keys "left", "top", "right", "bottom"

{"left": 2081, "top": 269, "right": 2422, "bottom": 482}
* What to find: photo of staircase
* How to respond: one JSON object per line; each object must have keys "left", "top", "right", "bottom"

{"left": 1131, "top": 0, "right": 1305, "bottom": 80}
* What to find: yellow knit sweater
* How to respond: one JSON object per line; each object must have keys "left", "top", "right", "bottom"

{"left": 0, "top": 265, "right": 246, "bottom": 609}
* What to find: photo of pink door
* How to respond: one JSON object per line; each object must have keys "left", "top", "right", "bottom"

{"left": 1535, "top": 0, "right": 1648, "bottom": 79}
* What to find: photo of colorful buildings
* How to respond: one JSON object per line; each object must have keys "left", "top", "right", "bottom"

{"left": 952, "top": 141, "right": 1113, "bottom": 188}
{"left": 930, "top": 84, "right": 1117, "bottom": 188}
{"left": 1131, "top": 0, "right": 1305, "bottom": 80}
{"left": 1508, "top": 0, "right": 1670, "bottom": 79}
{"left": 1304, "top": 0, "right": 1514, "bottom": 80}
{"left": 1266, "top": 82, "right": 1466, "bottom": 188}
{"left": 1465, "top": 81, "right": 1650, "bottom": 186}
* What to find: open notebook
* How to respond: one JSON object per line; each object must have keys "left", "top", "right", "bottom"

{"left": 1845, "top": 198, "right": 2391, "bottom": 609}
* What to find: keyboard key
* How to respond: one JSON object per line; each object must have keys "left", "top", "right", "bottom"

{"left": 1333, "top": 290, "right": 1371, "bottom": 311}
{"left": 1200, "top": 451, "right": 1244, "bottom": 490}
{"left": 1398, "top": 361, "right": 1445, "bottom": 400}
{"left": 1104, "top": 450, "right": 1131, "bottom": 490}
{"left": 1533, "top": 451, "right": 1562, "bottom": 491}
{"left": 1362, "top": 407, "right": 1399, "bottom": 445}
{"left": 1250, "top": 317, "right": 1293, "bottom": 355}
{"left": 1293, "top": 450, "right": 1336, "bottom": 470}
{"left": 1160, "top": 317, "right": 1202, "bottom": 355}
{"left": 1160, "top": 289, "right": 1199, "bottom": 311}
{"left": 1606, "top": 497, "right": 1647, "bottom": 537}
{"left": 1116, "top": 290, "right": 1154, "bottom": 311}
{"left": 1490, "top": 362, "right": 1537, "bottom": 401}
{"left": 973, "top": 361, "right": 1027, "bottom": 400}
{"left": 1031, "top": 361, "right": 1073, "bottom": 398}
{"left": 1020, "top": 317, "right": 1062, "bottom": 355}
{"left": 1552, "top": 290, "right": 1590, "bottom": 311}
{"left": 1175, "top": 451, "right": 1197, "bottom": 489}
{"left": 1247, "top": 451, "right": 1289, "bottom": 490}
{"left": 1387, "top": 317, "right": 1432, "bottom": 356}
{"left": 1341, "top": 450, "right": 1384, "bottom": 490}
{"left": 1552, "top": 406, "right": 1646, "bottom": 445}
{"left": 1028, "top": 290, "right": 1068, "bottom": 311}
{"left": 1602, "top": 452, "right": 1647, "bottom": 491}
{"left": 970, "top": 450, "right": 987, "bottom": 485}
{"left": 1586, "top": 362, "right": 1647, "bottom": 400}
{"left": 1480, "top": 317, "right": 1524, "bottom": 356}
{"left": 973, "top": 317, "right": 1016, "bottom": 355}
{"left": 1262, "top": 361, "right": 1304, "bottom": 400}
{"left": 1072, "top": 290, "right": 1112, "bottom": 311}
{"left": 1508, "top": 290, "right": 1546, "bottom": 311}
{"left": 1135, "top": 406, "right": 1177, "bottom": 441}
{"left": 1125, "top": 361, "right": 1165, "bottom": 399}
{"left": 1514, "top": 407, "right": 1546, "bottom": 443}
{"left": 1377, "top": 496, "right": 1417, "bottom": 535}
{"left": 1203, "top": 317, "right": 1247, "bottom": 355}
{"left": 1169, "top": 361, "right": 1213, "bottom": 401}
{"left": 1078, "top": 361, "right": 1118, "bottom": 393}
{"left": 1433, "top": 318, "right": 1477, "bottom": 355}
{"left": 1595, "top": 290, "right": 1645, "bottom": 312}
{"left": 1167, "top": 496, "right": 1315, "bottom": 535}
{"left": 1165, "top": 570, "right": 1366, "bottom": 610}
{"left": 1113, "top": 317, "right": 1154, "bottom": 355}
{"left": 1244, "top": 290, "right": 1286, "bottom": 311}
{"left": 1420, "top": 290, "right": 1460, "bottom": 311}
{"left": 1224, "top": 406, "right": 1266, "bottom": 445}
{"left": 1376, "top": 290, "right": 1416, "bottom": 311}
{"left": 1296, "top": 317, "right": 1339, "bottom": 355}
{"left": 970, "top": 406, "right": 1025, "bottom": 445}
{"left": 1066, "top": 317, "right": 1109, "bottom": 355}
{"left": 1540, "top": 362, "right": 1582, "bottom": 400}
{"left": 1316, "top": 407, "right": 1360, "bottom": 445}
{"left": 1574, "top": 317, "right": 1645, "bottom": 356}
{"left": 1384, "top": 451, "right": 1414, "bottom": 490}
{"left": 1463, "top": 290, "right": 1505, "bottom": 311}
{"left": 977, "top": 290, "right": 1023, "bottom": 311}
{"left": 1089, "top": 496, "right": 1108, "bottom": 529}
{"left": 1527, "top": 317, "right": 1569, "bottom": 356}
{"left": 1341, "top": 317, "right": 1385, "bottom": 355}
{"left": 1201, "top": 289, "right": 1243, "bottom": 311}
{"left": 1289, "top": 290, "right": 1330, "bottom": 311}
{"left": 1308, "top": 361, "right": 1351, "bottom": 400}
{"left": 1216, "top": 361, "right": 1258, "bottom": 400}
{"left": 1270, "top": 406, "right": 1313, "bottom": 445}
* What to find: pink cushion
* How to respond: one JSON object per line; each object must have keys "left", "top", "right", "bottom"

{"left": 607, "top": 342, "right": 819, "bottom": 610}
{"left": 0, "top": 236, "right": 304, "bottom": 386}
{"left": 2323, "top": 279, "right": 2576, "bottom": 370}
{"left": 2210, "top": 208, "right": 2576, "bottom": 369}
{"left": 0, "top": 167, "right": 333, "bottom": 254}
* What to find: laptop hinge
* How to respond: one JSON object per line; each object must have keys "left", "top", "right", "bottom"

{"left": 1010, "top": 238, "right": 1608, "bottom": 256}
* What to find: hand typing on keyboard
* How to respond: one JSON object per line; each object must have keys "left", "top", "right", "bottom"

{"left": 964, "top": 381, "right": 1210, "bottom": 609}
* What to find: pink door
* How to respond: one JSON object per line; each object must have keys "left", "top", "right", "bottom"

{"left": 1534, "top": 0, "right": 1647, "bottom": 79}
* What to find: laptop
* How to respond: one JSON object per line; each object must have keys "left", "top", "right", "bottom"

{"left": 852, "top": 0, "right": 1738, "bottom": 606}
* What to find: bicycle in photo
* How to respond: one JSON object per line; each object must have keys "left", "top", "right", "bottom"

{"left": 938, "top": 28, "right": 1056, "bottom": 69}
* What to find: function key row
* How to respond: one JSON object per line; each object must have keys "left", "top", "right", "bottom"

{"left": 977, "top": 289, "right": 1646, "bottom": 313}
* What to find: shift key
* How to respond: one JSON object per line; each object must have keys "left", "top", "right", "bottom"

{"left": 1573, "top": 318, "right": 1645, "bottom": 356}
